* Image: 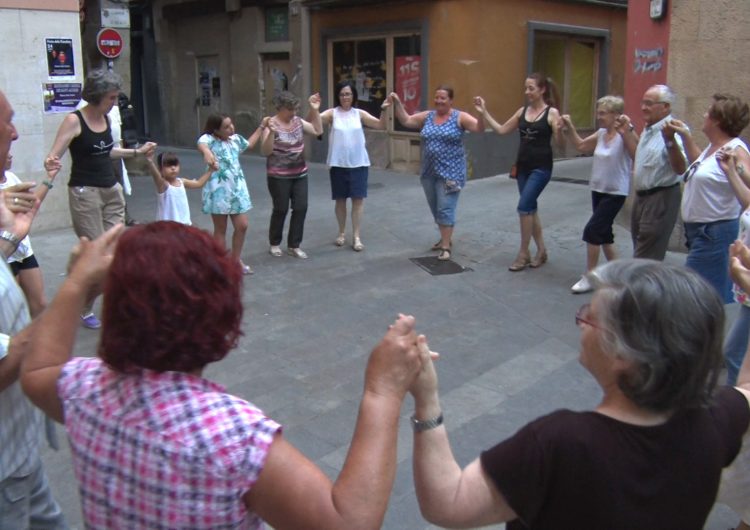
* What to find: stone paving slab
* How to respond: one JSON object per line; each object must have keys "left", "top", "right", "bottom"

{"left": 26, "top": 150, "right": 738, "bottom": 529}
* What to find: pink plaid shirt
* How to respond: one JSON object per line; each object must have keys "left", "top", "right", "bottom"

{"left": 58, "top": 357, "right": 281, "bottom": 529}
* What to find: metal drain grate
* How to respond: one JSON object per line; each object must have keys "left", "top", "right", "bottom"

{"left": 410, "top": 256, "right": 472, "bottom": 275}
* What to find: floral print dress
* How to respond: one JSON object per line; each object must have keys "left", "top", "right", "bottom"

{"left": 198, "top": 133, "right": 252, "bottom": 214}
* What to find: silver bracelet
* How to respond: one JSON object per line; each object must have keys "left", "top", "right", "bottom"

{"left": 411, "top": 412, "right": 444, "bottom": 432}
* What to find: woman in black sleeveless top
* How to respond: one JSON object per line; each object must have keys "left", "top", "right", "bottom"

{"left": 44, "top": 69, "right": 155, "bottom": 329}
{"left": 474, "top": 73, "right": 564, "bottom": 271}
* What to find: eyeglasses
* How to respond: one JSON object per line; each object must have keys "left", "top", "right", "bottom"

{"left": 340, "top": 92, "right": 353, "bottom": 97}
{"left": 641, "top": 99, "right": 667, "bottom": 107}
{"left": 684, "top": 159, "right": 701, "bottom": 183}
{"left": 575, "top": 303, "right": 600, "bottom": 329}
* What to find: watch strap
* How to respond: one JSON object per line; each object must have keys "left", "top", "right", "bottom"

{"left": 411, "top": 413, "right": 444, "bottom": 432}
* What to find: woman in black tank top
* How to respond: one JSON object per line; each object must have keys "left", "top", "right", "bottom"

{"left": 44, "top": 69, "right": 156, "bottom": 329}
{"left": 474, "top": 73, "right": 565, "bottom": 271}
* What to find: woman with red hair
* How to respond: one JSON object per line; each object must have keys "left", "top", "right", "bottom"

{"left": 18, "top": 221, "right": 425, "bottom": 529}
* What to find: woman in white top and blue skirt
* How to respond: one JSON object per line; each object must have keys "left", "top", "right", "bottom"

{"left": 667, "top": 94, "right": 750, "bottom": 304}
{"left": 561, "top": 96, "right": 636, "bottom": 293}
{"left": 319, "top": 81, "right": 388, "bottom": 251}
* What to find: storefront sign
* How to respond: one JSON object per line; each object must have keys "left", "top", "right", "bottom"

{"left": 395, "top": 55, "right": 421, "bottom": 115}
{"left": 96, "top": 28, "right": 123, "bottom": 59}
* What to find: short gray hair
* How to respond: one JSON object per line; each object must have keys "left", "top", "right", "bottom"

{"left": 273, "top": 91, "right": 299, "bottom": 111}
{"left": 596, "top": 95, "right": 624, "bottom": 114}
{"left": 649, "top": 84, "right": 675, "bottom": 106}
{"left": 81, "top": 69, "right": 122, "bottom": 105}
{"left": 587, "top": 259, "right": 723, "bottom": 413}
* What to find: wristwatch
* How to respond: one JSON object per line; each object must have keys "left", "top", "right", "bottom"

{"left": 411, "top": 413, "right": 444, "bottom": 432}
{"left": 0, "top": 230, "right": 21, "bottom": 247}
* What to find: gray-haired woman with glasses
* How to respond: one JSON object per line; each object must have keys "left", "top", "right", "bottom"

{"left": 408, "top": 259, "right": 749, "bottom": 530}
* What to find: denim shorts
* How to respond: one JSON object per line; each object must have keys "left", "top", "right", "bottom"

{"left": 516, "top": 167, "right": 552, "bottom": 215}
{"left": 421, "top": 175, "right": 460, "bottom": 226}
{"left": 684, "top": 218, "right": 739, "bottom": 304}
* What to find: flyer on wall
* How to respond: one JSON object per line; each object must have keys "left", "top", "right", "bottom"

{"left": 46, "top": 38, "right": 75, "bottom": 79}
{"left": 43, "top": 83, "right": 82, "bottom": 114}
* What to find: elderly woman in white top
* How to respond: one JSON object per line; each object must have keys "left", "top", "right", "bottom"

{"left": 561, "top": 96, "right": 636, "bottom": 293}
{"left": 318, "top": 81, "right": 389, "bottom": 251}
{"left": 666, "top": 93, "right": 750, "bottom": 303}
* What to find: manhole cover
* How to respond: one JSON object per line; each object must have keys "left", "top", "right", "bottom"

{"left": 410, "top": 256, "right": 471, "bottom": 275}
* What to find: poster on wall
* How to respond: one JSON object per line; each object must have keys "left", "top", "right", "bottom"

{"left": 46, "top": 38, "right": 75, "bottom": 79}
{"left": 43, "top": 83, "right": 82, "bottom": 113}
{"left": 395, "top": 55, "right": 421, "bottom": 115}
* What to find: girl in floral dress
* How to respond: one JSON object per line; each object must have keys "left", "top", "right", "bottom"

{"left": 197, "top": 114, "right": 262, "bottom": 274}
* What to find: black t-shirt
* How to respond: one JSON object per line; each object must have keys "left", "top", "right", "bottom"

{"left": 516, "top": 105, "right": 553, "bottom": 172}
{"left": 480, "top": 387, "right": 749, "bottom": 530}
{"left": 68, "top": 110, "right": 117, "bottom": 188}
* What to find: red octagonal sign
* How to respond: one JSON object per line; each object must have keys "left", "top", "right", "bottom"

{"left": 96, "top": 28, "right": 123, "bottom": 59}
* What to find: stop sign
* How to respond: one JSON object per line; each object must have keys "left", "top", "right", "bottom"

{"left": 96, "top": 28, "right": 123, "bottom": 59}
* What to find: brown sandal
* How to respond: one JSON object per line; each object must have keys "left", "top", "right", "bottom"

{"left": 530, "top": 251, "right": 548, "bottom": 268}
{"left": 431, "top": 240, "right": 452, "bottom": 251}
{"left": 509, "top": 255, "right": 531, "bottom": 271}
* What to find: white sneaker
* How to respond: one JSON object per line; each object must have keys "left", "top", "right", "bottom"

{"left": 571, "top": 276, "right": 592, "bottom": 294}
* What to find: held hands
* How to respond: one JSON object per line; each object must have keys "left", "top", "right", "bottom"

{"left": 560, "top": 114, "right": 573, "bottom": 133}
{"left": 614, "top": 114, "right": 632, "bottom": 135}
{"left": 409, "top": 335, "right": 440, "bottom": 403}
{"left": 138, "top": 142, "right": 158, "bottom": 158}
{"left": 262, "top": 116, "right": 276, "bottom": 133}
{"left": 203, "top": 151, "right": 218, "bottom": 171}
{"left": 364, "top": 314, "right": 425, "bottom": 400}
{"left": 716, "top": 146, "right": 738, "bottom": 175}
{"left": 473, "top": 96, "right": 486, "bottom": 115}
{"left": 308, "top": 93, "right": 321, "bottom": 112}
{"left": 43, "top": 155, "right": 62, "bottom": 180}
{"left": 380, "top": 94, "right": 393, "bottom": 110}
{"left": 389, "top": 92, "right": 402, "bottom": 106}
{"left": 66, "top": 223, "right": 124, "bottom": 301}
{"left": 665, "top": 119, "right": 689, "bottom": 137}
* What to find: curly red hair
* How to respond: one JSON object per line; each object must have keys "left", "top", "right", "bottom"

{"left": 99, "top": 221, "right": 243, "bottom": 373}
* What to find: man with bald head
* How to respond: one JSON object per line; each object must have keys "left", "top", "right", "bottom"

{"left": 0, "top": 90, "right": 68, "bottom": 528}
{"left": 619, "top": 85, "right": 688, "bottom": 260}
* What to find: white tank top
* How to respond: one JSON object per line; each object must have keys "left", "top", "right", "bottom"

{"left": 589, "top": 129, "right": 632, "bottom": 196}
{"left": 157, "top": 179, "right": 192, "bottom": 225}
{"left": 326, "top": 107, "right": 370, "bottom": 168}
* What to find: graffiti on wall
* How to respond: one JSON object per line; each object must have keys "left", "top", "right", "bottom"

{"left": 634, "top": 47, "right": 663, "bottom": 74}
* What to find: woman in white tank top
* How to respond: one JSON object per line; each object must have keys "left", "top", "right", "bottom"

{"left": 318, "top": 81, "right": 389, "bottom": 252}
{"left": 561, "top": 95, "right": 636, "bottom": 294}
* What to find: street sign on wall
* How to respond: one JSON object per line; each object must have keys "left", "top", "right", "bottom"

{"left": 96, "top": 28, "right": 123, "bottom": 59}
